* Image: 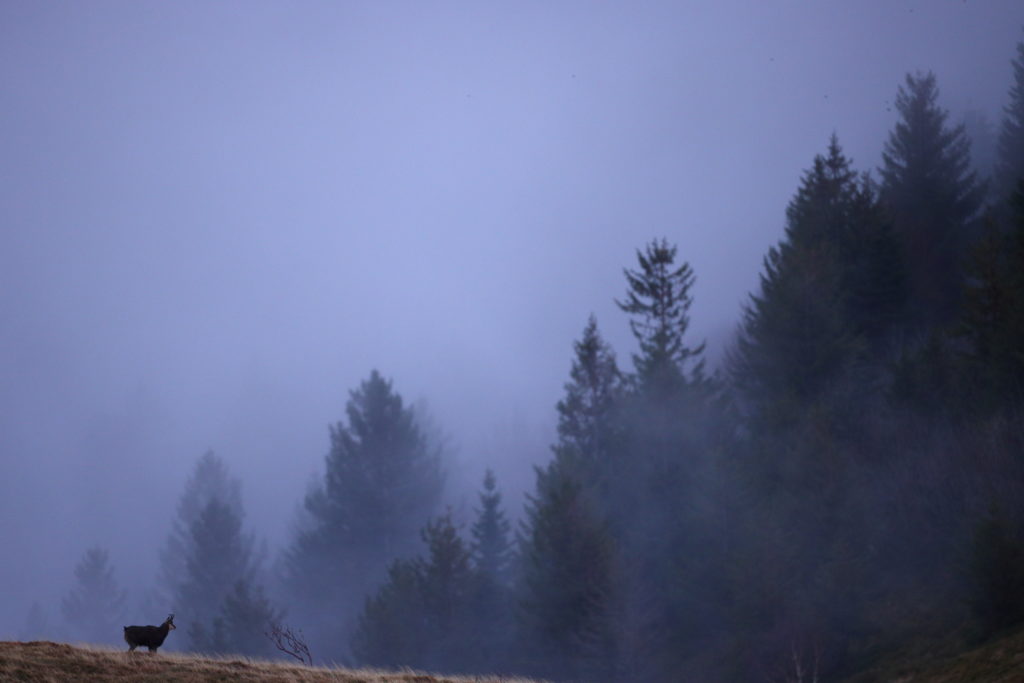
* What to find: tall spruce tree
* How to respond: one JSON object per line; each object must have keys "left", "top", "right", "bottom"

{"left": 995, "top": 38, "right": 1024, "bottom": 209}
{"left": 178, "top": 496, "right": 263, "bottom": 652}
{"left": 471, "top": 469, "right": 513, "bottom": 585}
{"left": 157, "top": 451, "right": 243, "bottom": 614}
{"left": 731, "top": 136, "right": 901, "bottom": 429}
{"left": 615, "top": 237, "right": 717, "bottom": 513}
{"left": 352, "top": 511, "right": 476, "bottom": 673}
{"left": 880, "top": 71, "right": 985, "bottom": 330}
{"left": 518, "top": 458, "right": 617, "bottom": 682}
{"left": 617, "top": 239, "right": 706, "bottom": 397}
{"left": 723, "top": 143, "right": 914, "bottom": 682}
{"left": 165, "top": 454, "right": 274, "bottom": 655}
{"left": 286, "top": 370, "right": 444, "bottom": 659}
{"left": 61, "top": 547, "right": 126, "bottom": 645}
{"left": 517, "top": 318, "right": 621, "bottom": 681}
{"left": 469, "top": 470, "right": 515, "bottom": 673}
{"left": 415, "top": 512, "right": 477, "bottom": 670}
{"left": 958, "top": 185, "right": 1024, "bottom": 405}
{"left": 616, "top": 240, "right": 738, "bottom": 679}
{"left": 553, "top": 315, "right": 623, "bottom": 491}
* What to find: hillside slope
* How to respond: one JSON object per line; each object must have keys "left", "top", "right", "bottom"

{"left": 0, "top": 641, "right": 541, "bottom": 683}
{"left": 842, "top": 627, "right": 1024, "bottom": 683}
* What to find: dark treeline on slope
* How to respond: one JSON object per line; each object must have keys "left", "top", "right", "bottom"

{"left": 35, "top": 39, "right": 1024, "bottom": 681}
{"left": 340, "top": 58, "right": 1024, "bottom": 681}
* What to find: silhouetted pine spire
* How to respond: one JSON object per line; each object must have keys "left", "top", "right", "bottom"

{"left": 470, "top": 469, "right": 513, "bottom": 584}
{"left": 880, "top": 71, "right": 985, "bottom": 329}
{"left": 516, "top": 317, "right": 622, "bottom": 681}
{"left": 554, "top": 315, "right": 622, "bottom": 487}
{"left": 995, "top": 37, "right": 1024, "bottom": 207}
{"left": 156, "top": 451, "right": 243, "bottom": 614}
{"left": 617, "top": 239, "right": 706, "bottom": 397}
{"left": 731, "top": 136, "right": 902, "bottom": 427}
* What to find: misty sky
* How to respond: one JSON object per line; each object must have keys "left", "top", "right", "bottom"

{"left": 2, "top": 1, "right": 1023, "bottom": 635}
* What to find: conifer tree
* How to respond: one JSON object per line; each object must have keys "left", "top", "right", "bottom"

{"left": 731, "top": 137, "right": 900, "bottom": 428}
{"left": 286, "top": 370, "right": 444, "bottom": 658}
{"left": 880, "top": 71, "right": 985, "bottom": 329}
{"left": 617, "top": 239, "right": 706, "bottom": 397}
{"left": 469, "top": 470, "right": 515, "bottom": 672}
{"left": 518, "top": 459, "right": 616, "bottom": 682}
{"left": 61, "top": 547, "right": 126, "bottom": 645}
{"left": 614, "top": 242, "right": 733, "bottom": 677}
{"left": 164, "top": 454, "right": 274, "bottom": 655}
{"left": 995, "top": 38, "right": 1024, "bottom": 208}
{"left": 156, "top": 451, "right": 242, "bottom": 611}
{"left": 416, "top": 512, "right": 477, "bottom": 666}
{"left": 178, "top": 497, "right": 262, "bottom": 652}
{"left": 958, "top": 185, "right": 1024, "bottom": 405}
{"left": 471, "top": 469, "right": 513, "bottom": 585}
{"left": 352, "top": 512, "right": 476, "bottom": 672}
{"left": 515, "top": 317, "right": 623, "bottom": 681}
{"left": 554, "top": 315, "right": 623, "bottom": 490}
{"left": 351, "top": 557, "right": 421, "bottom": 667}
{"left": 190, "top": 579, "right": 283, "bottom": 658}
{"left": 615, "top": 237, "right": 720, "bottom": 543}
{"left": 726, "top": 142, "right": 901, "bottom": 656}
{"left": 839, "top": 180, "right": 907, "bottom": 348}
{"left": 520, "top": 456, "right": 614, "bottom": 679}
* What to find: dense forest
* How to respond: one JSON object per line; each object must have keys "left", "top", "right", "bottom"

{"left": 35, "top": 37, "right": 1024, "bottom": 683}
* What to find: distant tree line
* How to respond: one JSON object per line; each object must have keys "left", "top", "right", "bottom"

{"left": 50, "top": 38, "right": 1024, "bottom": 682}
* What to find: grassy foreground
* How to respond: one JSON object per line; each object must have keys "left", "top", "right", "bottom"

{"left": 0, "top": 641, "right": 541, "bottom": 683}
{"left": 9, "top": 633, "right": 1024, "bottom": 682}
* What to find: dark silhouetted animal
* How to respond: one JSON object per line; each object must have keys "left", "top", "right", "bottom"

{"left": 123, "top": 613, "right": 175, "bottom": 652}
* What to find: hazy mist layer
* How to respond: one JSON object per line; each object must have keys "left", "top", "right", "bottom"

{"left": 1, "top": 0, "right": 1022, "bottom": 637}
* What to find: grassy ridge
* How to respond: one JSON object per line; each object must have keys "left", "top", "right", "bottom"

{"left": 0, "top": 641, "right": 541, "bottom": 683}
{"left": 9, "top": 635, "right": 1024, "bottom": 682}
{"left": 841, "top": 626, "right": 1024, "bottom": 683}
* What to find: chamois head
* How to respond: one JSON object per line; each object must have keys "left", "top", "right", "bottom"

{"left": 123, "top": 613, "right": 175, "bottom": 653}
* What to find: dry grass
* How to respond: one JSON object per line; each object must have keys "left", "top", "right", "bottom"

{"left": 0, "top": 641, "right": 543, "bottom": 683}
{"left": 841, "top": 626, "right": 1024, "bottom": 683}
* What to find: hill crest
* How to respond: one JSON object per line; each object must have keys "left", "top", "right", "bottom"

{"left": 0, "top": 640, "right": 540, "bottom": 682}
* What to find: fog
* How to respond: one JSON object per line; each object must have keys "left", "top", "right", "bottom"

{"left": 1, "top": 0, "right": 1022, "bottom": 645}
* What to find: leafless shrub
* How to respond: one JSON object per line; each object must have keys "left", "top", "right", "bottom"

{"left": 265, "top": 622, "right": 312, "bottom": 666}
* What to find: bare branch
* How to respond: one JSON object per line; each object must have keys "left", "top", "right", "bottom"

{"left": 264, "top": 622, "right": 312, "bottom": 666}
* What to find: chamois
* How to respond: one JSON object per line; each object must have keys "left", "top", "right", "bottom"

{"left": 123, "top": 614, "right": 175, "bottom": 652}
